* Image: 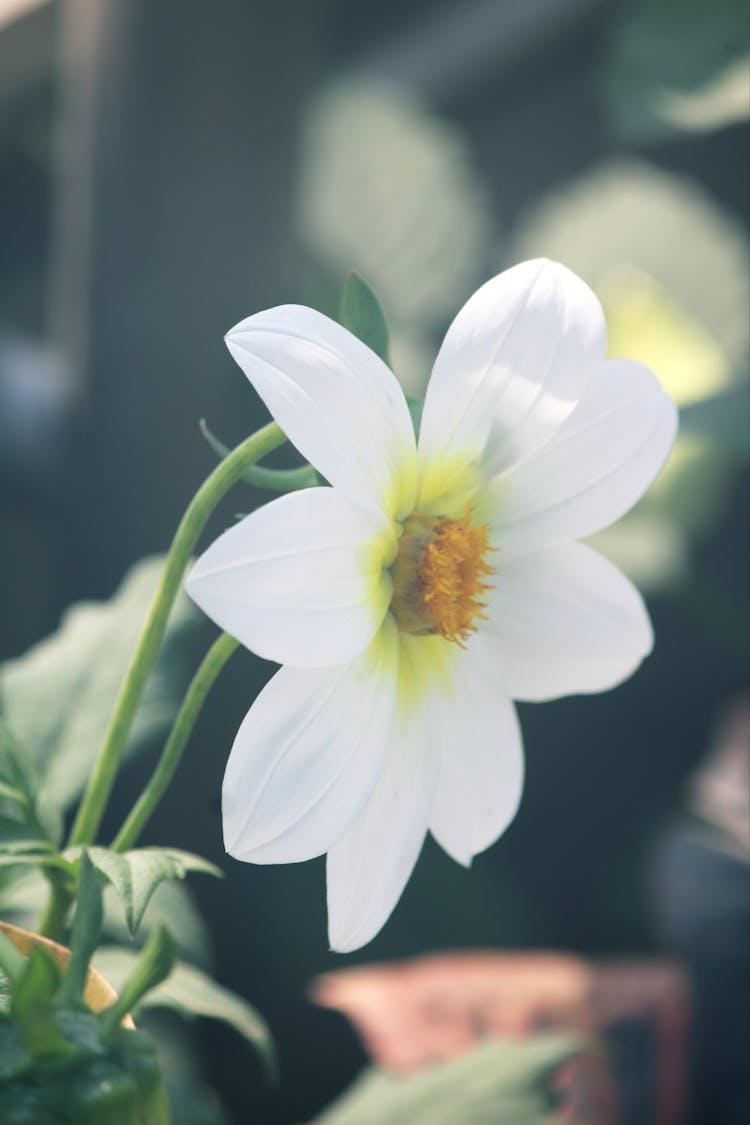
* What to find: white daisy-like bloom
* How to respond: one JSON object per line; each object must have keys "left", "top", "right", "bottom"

{"left": 186, "top": 259, "right": 677, "bottom": 952}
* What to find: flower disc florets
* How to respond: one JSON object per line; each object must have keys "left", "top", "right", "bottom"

{"left": 389, "top": 507, "right": 494, "bottom": 644}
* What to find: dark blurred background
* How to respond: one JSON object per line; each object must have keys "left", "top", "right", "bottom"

{"left": 1, "top": 1, "right": 748, "bottom": 1122}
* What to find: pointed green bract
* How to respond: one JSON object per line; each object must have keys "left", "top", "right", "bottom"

{"left": 339, "top": 274, "right": 391, "bottom": 365}
{"left": 101, "top": 927, "right": 175, "bottom": 1035}
{"left": 55, "top": 852, "right": 103, "bottom": 1009}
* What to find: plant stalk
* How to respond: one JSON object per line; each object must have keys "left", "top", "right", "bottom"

{"left": 111, "top": 632, "right": 239, "bottom": 852}
{"left": 67, "top": 421, "right": 285, "bottom": 852}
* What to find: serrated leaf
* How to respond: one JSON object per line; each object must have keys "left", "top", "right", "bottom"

{"left": 339, "top": 273, "right": 391, "bottom": 364}
{"left": 0, "top": 556, "right": 199, "bottom": 818}
{"left": 315, "top": 1035, "right": 581, "bottom": 1125}
{"left": 73, "top": 847, "right": 221, "bottom": 938}
{"left": 0, "top": 866, "right": 212, "bottom": 970}
{"left": 94, "top": 946, "right": 276, "bottom": 1078}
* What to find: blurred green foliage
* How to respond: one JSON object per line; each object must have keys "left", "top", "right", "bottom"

{"left": 314, "top": 1035, "right": 580, "bottom": 1125}
{"left": 603, "top": 0, "right": 749, "bottom": 140}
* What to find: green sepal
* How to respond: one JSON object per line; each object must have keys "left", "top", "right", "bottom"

{"left": 338, "top": 273, "right": 391, "bottom": 365}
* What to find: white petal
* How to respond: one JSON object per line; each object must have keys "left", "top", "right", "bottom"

{"left": 186, "top": 488, "right": 395, "bottom": 669}
{"left": 428, "top": 637, "right": 524, "bottom": 866}
{"left": 493, "top": 359, "right": 678, "bottom": 552}
{"left": 226, "top": 306, "right": 417, "bottom": 518}
{"left": 417, "top": 260, "right": 606, "bottom": 507}
{"left": 484, "top": 541, "right": 654, "bottom": 702}
{"left": 326, "top": 706, "right": 432, "bottom": 953}
{"left": 223, "top": 621, "right": 399, "bottom": 864}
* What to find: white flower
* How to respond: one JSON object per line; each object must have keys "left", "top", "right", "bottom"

{"left": 186, "top": 259, "right": 677, "bottom": 952}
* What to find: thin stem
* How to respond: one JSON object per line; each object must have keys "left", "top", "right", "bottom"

{"left": 67, "top": 421, "right": 286, "bottom": 851}
{"left": 200, "top": 419, "right": 317, "bottom": 492}
{"left": 112, "top": 632, "right": 239, "bottom": 852}
{"left": 38, "top": 867, "right": 74, "bottom": 942}
{"left": 243, "top": 462, "right": 319, "bottom": 492}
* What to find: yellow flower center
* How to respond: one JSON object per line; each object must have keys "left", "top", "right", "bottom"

{"left": 389, "top": 508, "right": 494, "bottom": 645}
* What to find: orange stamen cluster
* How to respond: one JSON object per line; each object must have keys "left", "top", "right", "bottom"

{"left": 390, "top": 507, "right": 494, "bottom": 645}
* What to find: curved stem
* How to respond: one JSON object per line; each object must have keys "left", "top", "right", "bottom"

{"left": 67, "top": 421, "right": 286, "bottom": 850}
{"left": 38, "top": 867, "right": 75, "bottom": 942}
{"left": 112, "top": 632, "right": 239, "bottom": 852}
{"left": 200, "top": 419, "right": 317, "bottom": 493}
{"left": 243, "top": 462, "right": 319, "bottom": 492}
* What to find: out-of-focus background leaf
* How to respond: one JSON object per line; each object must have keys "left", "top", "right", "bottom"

{"left": 603, "top": 0, "right": 750, "bottom": 141}
{"left": 511, "top": 159, "right": 749, "bottom": 594}
{"left": 297, "top": 78, "right": 494, "bottom": 394}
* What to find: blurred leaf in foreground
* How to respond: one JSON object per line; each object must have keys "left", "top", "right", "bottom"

{"left": 314, "top": 1035, "right": 579, "bottom": 1125}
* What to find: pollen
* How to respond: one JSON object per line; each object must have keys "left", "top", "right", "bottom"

{"left": 389, "top": 507, "right": 495, "bottom": 645}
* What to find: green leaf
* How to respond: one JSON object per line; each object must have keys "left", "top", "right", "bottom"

{"left": 72, "top": 847, "right": 221, "bottom": 938}
{"left": 299, "top": 81, "right": 492, "bottom": 328}
{"left": 0, "top": 719, "right": 57, "bottom": 842}
{"left": 94, "top": 945, "right": 275, "bottom": 1078}
{"left": 339, "top": 273, "right": 391, "bottom": 365}
{"left": 315, "top": 1035, "right": 581, "bottom": 1125}
{"left": 12, "top": 946, "right": 70, "bottom": 1060}
{"left": 406, "top": 395, "right": 424, "bottom": 440}
{"left": 0, "top": 556, "right": 199, "bottom": 820}
{"left": 100, "top": 927, "right": 175, "bottom": 1034}
{"left": 602, "top": 0, "right": 749, "bottom": 141}
{"left": 56, "top": 852, "right": 104, "bottom": 1008}
{"left": 0, "top": 928, "right": 26, "bottom": 984}
{"left": 511, "top": 160, "right": 749, "bottom": 592}
{"left": 0, "top": 816, "right": 57, "bottom": 854}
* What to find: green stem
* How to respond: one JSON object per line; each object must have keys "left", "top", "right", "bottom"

{"left": 67, "top": 421, "right": 286, "bottom": 851}
{"left": 38, "top": 867, "right": 74, "bottom": 942}
{"left": 111, "top": 632, "right": 239, "bottom": 852}
{"left": 243, "top": 462, "right": 319, "bottom": 491}
{"left": 200, "top": 418, "right": 317, "bottom": 492}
